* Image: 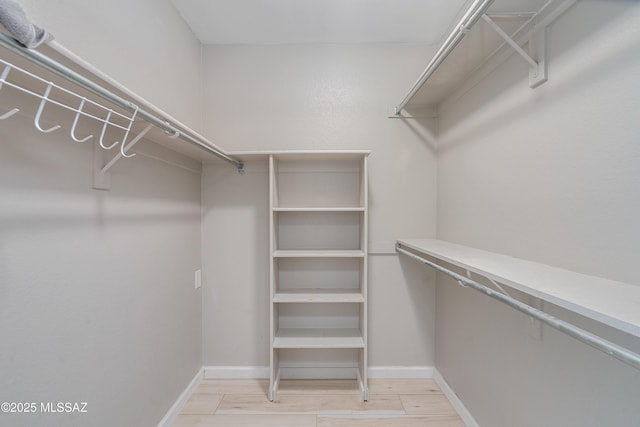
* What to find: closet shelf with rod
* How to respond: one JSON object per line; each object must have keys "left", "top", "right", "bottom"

{"left": 396, "top": 239, "right": 640, "bottom": 371}
{"left": 392, "top": 0, "right": 577, "bottom": 117}
{"left": 0, "top": 56, "right": 139, "bottom": 159}
{"left": 0, "top": 31, "right": 245, "bottom": 182}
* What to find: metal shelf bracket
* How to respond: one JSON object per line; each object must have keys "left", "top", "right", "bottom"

{"left": 482, "top": 13, "right": 547, "bottom": 88}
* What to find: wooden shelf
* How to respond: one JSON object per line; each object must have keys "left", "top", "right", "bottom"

{"left": 397, "top": 239, "right": 640, "bottom": 338}
{"left": 274, "top": 250, "right": 365, "bottom": 258}
{"left": 273, "top": 328, "right": 365, "bottom": 349}
{"left": 274, "top": 289, "right": 364, "bottom": 303}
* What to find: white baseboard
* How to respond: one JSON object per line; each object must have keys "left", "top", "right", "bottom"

{"left": 368, "top": 366, "right": 434, "bottom": 378}
{"left": 204, "top": 366, "right": 270, "bottom": 379}
{"left": 203, "top": 365, "right": 434, "bottom": 379}
{"left": 433, "top": 369, "right": 480, "bottom": 427}
{"left": 205, "top": 365, "right": 355, "bottom": 379}
{"left": 157, "top": 367, "right": 203, "bottom": 427}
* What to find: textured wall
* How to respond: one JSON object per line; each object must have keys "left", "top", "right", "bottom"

{"left": 0, "top": 103, "right": 203, "bottom": 425}
{"left": 201, "top": 44, "right": 438, "bottom": 371}
{"left": 0, "top": 1, "right": 205, "bottom": 424}
{"left": 436, "top": 2, "right": 640, "bottom": 426}
{"left": 21, "top": 0, "right": 204, "bottom": 132}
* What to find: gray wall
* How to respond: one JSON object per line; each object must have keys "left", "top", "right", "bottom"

{"left": 0, "top": 109, "right": 203, "bottom": 426}
{"left": 0, "top": 1, "right": 204, "bottom": 425}
{"left": 201, "top": 44, "right": 438, "bottom": 372}
{"left": 435, "top": 2, "right": 640, "bottom": 426}
{"left": 22, "top": 0, "right": 204, "bottom": 131}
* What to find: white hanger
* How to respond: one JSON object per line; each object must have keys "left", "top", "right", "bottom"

{"left": 0, "top": 65, "right": 19, "bottom": 120}
{"left": 34, "top": 83, "right": 61, "bottom": 133}
{"left": 70, "top": 97, "right": 93, "bottom": 142}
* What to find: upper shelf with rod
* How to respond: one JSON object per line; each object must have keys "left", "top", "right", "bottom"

{"left": 0, "top": 30, "right": 245, "bottom": 179}
{"left": 393, "top": 0, "right": 577, "bottom": 117}
{"left": 396, "top": 239, "right": 640, "bottom": 371}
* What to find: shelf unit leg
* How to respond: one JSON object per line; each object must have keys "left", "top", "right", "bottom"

{"left": 269, "top": 367, "right": 281, "bottom": 402}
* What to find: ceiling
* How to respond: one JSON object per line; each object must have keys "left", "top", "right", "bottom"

{"left": 170, "top": 0, "right": 468, "bottom": 45}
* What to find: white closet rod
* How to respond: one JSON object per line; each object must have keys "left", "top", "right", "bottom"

{"left": 396, "top": 244, "right": 640, "bottom": 371}
{"left": 0, "top": 32, "right": 244, "bottom": 173}
{"left": 394, "top": 0, "right": 495, "bottom": 115}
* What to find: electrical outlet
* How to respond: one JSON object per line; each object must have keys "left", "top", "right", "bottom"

{"left": 195, "top": 269, "right": 202, "bottom": 289}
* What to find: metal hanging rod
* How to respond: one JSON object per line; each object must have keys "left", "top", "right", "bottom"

{"left": 394, "top": 0, "right": 495, "bottom": 115}
{"left": 395, "top": 243, "right": 640, "bottom": 371}
{"left": 0, "top": 32, "right": 245, "bottom": 173}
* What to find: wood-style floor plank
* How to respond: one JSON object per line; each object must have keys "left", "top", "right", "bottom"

{"left": 317, "top": 415, "right": 466, "bottom": 427}
{"left": 217, "top": 393, "right": 405, "bottom": 415}
{"left": 173, "top": 378, "right": 466, "bottom": 427}
{"left": 173, "top": 414, "right": 316, "bottom": 426}
{"left": 368, "top": 379, "right": 442, "bottom": 395}
{"left": 400, "top": 394, "right": 458, "bottom": 416}
{"left": 181, "top": 394, "right": 223, "bottom": 414}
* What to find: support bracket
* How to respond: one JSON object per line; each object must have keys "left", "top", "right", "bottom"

{"left": 528, "top": 26, "right": 547, "bottom": 88}
{"left": 482, "top": 13, "right": 547, "bottom": 88}
{"left": 93, "top": 124, "right": 155, "bottom": 190}
{"left": 101, "top": 124, "right": 153, "bottom": 174}
{"left": 526, "top": 296, "right": 544, "bottom": 340}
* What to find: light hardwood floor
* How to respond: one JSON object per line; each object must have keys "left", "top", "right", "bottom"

{"left": 173, "top": 378, "right": 465, "bottom": 427}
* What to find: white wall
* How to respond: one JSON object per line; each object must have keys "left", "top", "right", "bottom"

{"left": 0, "top": 1, "right": 205, "bottom": 424}
{"left": 20, "top": 0, "right": 203, "bottom": 131}
{"left": 0, "top": 96, "right": 203, "bottom": 426}
{"left": 201, "top": 44, "right": 438, "bottom": 371}
{"left": 436, "top": 2, "right": 640, "bottom": 426}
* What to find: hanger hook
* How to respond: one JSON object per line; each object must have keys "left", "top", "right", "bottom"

{"left": 34, "top": 83, "right": 61, "bottom": 133}
{"left": 98, "top": 109, "right": 119, "bottom": 149}
{"left": 0, "top": 65, "right": 20, "bottom": 120}
{"left": 70, "top": 97, "right": 93, "bottom": 143}
{"left": 119, "top": 106, "right": 139, "bottom": 158}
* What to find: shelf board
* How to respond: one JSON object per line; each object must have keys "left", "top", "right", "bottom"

{"left": 274, "top": 289, "right": 364, "bottom": 303}
{"left": 273, "top": 328, "right": 365, "bottom": 349}
{"left": 230, "top": 150, "right": 370, "bottom": 160}
{"left": 401, "top": 0, "right": 561, "bottom": 110}
{"left": 274, "top": 250, "right": 365, "bottom": 258}
{"left": 273, "top": 207, "right": 365, "bottom": 212}
{"left": 397, "top": 239, "right": 640, "bottom": 338}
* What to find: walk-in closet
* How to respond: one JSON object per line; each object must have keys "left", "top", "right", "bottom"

{"left": 1, "top": 1, "right": 639, "bottom": 426}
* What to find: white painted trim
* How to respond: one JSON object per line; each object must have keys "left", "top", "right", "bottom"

{"left": 157, "top": 367, "right": 203, "bottom": 427}
{"left": 368, "top": 366, "right": 434, "bottom": 378}
{"left": 433, "top": 369, "right": 480, "bottom": 427}
{"left": 204, "top": 366, "right": 270, "bottom": 379}
{"left": 205, "top": 365, "right": 358, "bottom": 379}
{"left": 203, "top": 365, "right": 435, "bottom": 380}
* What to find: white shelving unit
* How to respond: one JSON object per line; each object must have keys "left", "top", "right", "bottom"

{"left": 269, "top": 151, "right": 369, "bottom": 401}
